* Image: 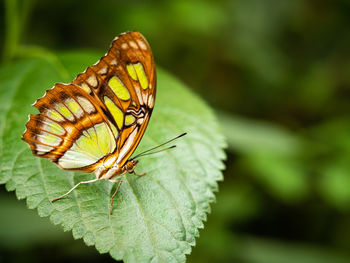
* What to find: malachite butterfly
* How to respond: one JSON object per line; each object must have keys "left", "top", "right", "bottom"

{"left": 22, "top": 31, "right": 184, "bottom": 214}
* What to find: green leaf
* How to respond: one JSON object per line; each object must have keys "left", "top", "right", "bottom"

{"left": 235, "top": 236, "right": 350, "bottom": 263}
{"left": 311, "top": 119, "right": 350, "bottom": 211}
{"left": 0, "top": 52, "right": 226, "bottom": 262}
{"left": 219, "top": 112, "right": 300, "bottom": 157}
{"left": 219, "top": 112, "right": 307, "bottom": 203}
{"left": 0, "top": 194, "right": 70, "bottom": 249}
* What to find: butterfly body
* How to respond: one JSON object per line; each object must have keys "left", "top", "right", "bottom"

{"left": 94, "top": 157, "right": 140, "bottom": 180}
{"left": 22, "top": 31, "right": 156, "bottom": 181}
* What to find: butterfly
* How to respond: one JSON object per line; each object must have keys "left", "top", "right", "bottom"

{"left": 22, "top": 31, "right": 185, "bottom": 214}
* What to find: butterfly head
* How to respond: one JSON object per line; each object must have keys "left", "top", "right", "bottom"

{"left": 125, "top": 159, "right": 138, "bottom": 173}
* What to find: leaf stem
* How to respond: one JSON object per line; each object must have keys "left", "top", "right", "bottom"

{"left": 2, "top": 0, "right": 36, "bottom": 63}
{"left": 3, "top": 0, "right": 20, "bottom": 62}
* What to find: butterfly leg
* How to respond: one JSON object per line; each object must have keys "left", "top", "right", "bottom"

{"left": 109, "top": 180, "right": 123, "bottom": 215}
{"left": 133, "top": 170, "right": 147, "bottom": 177}
{"left": 51, "top": 178, "right": 99, "bottom": 203}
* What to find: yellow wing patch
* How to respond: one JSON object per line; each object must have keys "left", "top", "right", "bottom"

{"left": 108, "top": 76, "right": 131, "bottom": 101}
{"left": 66, "top": 98, "right": 83, "bottom": 118}
{"left": 47, "top": 110, "right": 64, "bottom": 121}
{"left": 59, "top": 122, "right": 115, "bottom": 169}
{"left": 108, "top": 121, "right": 119, "bottom": 138}
{"left": 126, "top": 63, "right": 148, "bottom": 90}
{"left": 125, "top": 115, "right": 136, "bottom": 126}
{"left": 126, "top": 64, "right": 137, "bottom": 80}
{"left": 134, "top": 63, "right": 148, "bottom": 90}
{"left": 45, "top": 121, "right": 65, "bottom": 135}
{"left": 56, "top": 104, "right": 74, "bottom": 121}
{"left": 37, "top": 132, "right": 62, "bottom": 146}
{"left": 104, "top": 96, "right": 124, "bottom": 129}
{"left": 79, "top": 83, "right": 91, "bottom": 94}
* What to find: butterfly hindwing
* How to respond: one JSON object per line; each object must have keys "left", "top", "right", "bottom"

{"left": 22, "top": 83, "right": 118, "bottom": 172}
{"left": 22, "top": 31, "right": 156, "bottom": 177}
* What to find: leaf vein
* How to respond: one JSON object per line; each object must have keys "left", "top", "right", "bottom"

{"left": 124, "top": 176, "right": 161, "bottom": 260}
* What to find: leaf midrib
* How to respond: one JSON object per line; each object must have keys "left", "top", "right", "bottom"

{"left": 124, "top": 175, "right": 160, "bottom": 261}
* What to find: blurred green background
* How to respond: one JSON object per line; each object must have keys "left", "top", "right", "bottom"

{"left": 1, "top": 0, "right": 350, "bottom": 262}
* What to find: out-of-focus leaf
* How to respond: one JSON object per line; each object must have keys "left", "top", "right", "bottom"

{"left": 168, "top": 0, "right": 226, "bottom": 35}
{"left": 219, "top": 112, "right": 301, "bottom": 157}
{"left": 243, "top": 153, "right": 307, "bottom": 202}
{"left": 0, "top": 192, "right": 69, "bottom": 249}
{"left": 219, "top": 112, "right": 307, "bottom": 202}
{"left": 188, "top": 183, "right": 261, "bottom": 263}
{"left": 227, "top": 0, "right": 295, "bottom": 87}
{"left": 311, "top": 119, "right": 350, "bottom": 210}
{"left": 296, "top": 62, "right": 335, "bottom": 112}
{"left": 236, "top": 236, "right": 350, "bottom": 263}
{"left": 319, "top": 161, "right": 350, "bottom": 210}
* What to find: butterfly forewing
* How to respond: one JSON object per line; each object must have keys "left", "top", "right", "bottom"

{"left": 22, "top": 31, "right": 156, "bottom": 178}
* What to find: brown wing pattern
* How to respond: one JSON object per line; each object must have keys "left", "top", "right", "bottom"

{"left": 22, "top": 83, "right": 117, "bottom": 172}
{"left": 22, "top": 32, "right": 156, "bottom": 177}
{"left": 73, "top": 32, "right": 156, "bottom": 167}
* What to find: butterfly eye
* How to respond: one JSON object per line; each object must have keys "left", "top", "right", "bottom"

{"left": 126, "top": 161, "right": 134, "bottom": 171}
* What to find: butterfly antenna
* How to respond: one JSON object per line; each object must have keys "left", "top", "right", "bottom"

{"left": 134, "top": 145, "right": 177, "bottom": 158}
{"left": 132, "top": 133, "right": 187, "bottom": 160}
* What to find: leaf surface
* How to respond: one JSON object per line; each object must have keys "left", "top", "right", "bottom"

{"left": 0, "top": 52, "right": 226, "bottom": 262}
